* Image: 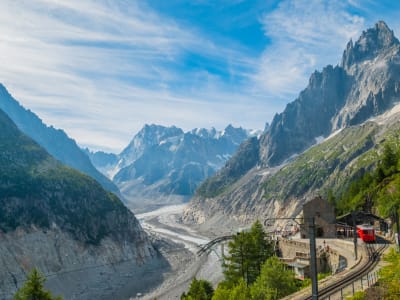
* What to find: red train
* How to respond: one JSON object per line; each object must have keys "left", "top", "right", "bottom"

{"left": 357, "top": 224, "right": 376, "bottom": 242}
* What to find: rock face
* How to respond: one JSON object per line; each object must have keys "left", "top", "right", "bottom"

{"left": 184, "top": 21, "right": 400, "bottom": 230}
{"left": 88, "top": 124, "right": 252, "bottom": 211}
{"left": 0, "top": 228, "right": 166, "bottom": 300}
{"left": 0, "top": 109, "right": 164, "bottom": 299}
{"left": 196, "top": 137, "right": 260, "bottom": 198}
{"left": 260, "top": 21, "right": 400, "bottom": 167}
{"left": 260, "top": 65, "right": 349, "bottom": 166}
{"left": 118, "top": 124, "right": 184, "bottom": 170}
{"left": 0, "top": 85, "right": 119, "bottom": 195}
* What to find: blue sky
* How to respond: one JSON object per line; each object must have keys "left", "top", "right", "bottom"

{"left": 0, "top": 0, "right": 399, "bottom": 152}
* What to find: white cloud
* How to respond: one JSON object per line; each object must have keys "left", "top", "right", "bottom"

{"left": 255, "top": 0, "right": 365, "bottom": 99}
{"left": 0, "top": 0, "right": 262, "bottom": 152}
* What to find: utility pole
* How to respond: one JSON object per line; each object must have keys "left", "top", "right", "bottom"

{"left": 395, "top": 210, "right": 400, "bottom": 252}
{"left": 264, "top": 217, "right": 318, "bottom": 300}
{"left": 308, "top": 217, "right": 318, "bottom": 300}
{"left": 352, "top": 211, "right": 358, "bottom": 260}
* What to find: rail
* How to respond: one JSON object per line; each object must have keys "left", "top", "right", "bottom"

{"left": 301, "top": 242, "right": 389, "bottom": 300}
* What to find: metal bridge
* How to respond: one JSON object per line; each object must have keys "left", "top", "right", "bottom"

{"left": 196, "top": 235, "right": 234, "bottom": 256}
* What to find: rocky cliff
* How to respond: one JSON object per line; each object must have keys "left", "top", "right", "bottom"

{"left": 184, "top": 21, "right": 400, "bottom": 231}
{"left": 260, "top": 21, "right": 400, "bottom": 167}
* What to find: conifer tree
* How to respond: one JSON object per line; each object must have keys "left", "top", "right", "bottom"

{"left": 14, "top": 268, "right": 62, "bottom": 300}
{"left": 181, "top": 277, "right": 213, "bottom": 300}
{"left": 250, "top": 256, "right": 297, "bottom": 300}
{"left": 223, "top": 231, "right": 253, "bottom": 286}
{"left": 248, "top": 220, "right": 274, "bottom": 282}
{"left": 222, "top": 221, "right": 274, "bottom": 286}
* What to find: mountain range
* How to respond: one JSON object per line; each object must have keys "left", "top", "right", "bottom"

{"left": 1, "top": 19, "right": 399, "bottom": 298}
{"left": 87, "top": 124, "right": 254, "bottom": 211}
{"left": 183, "top": 21, "right": 400, "bottom": 232}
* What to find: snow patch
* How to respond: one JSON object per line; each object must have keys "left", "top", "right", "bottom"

{"left": 371, "top": 102, "right": 400, "bottom": 125}
{"left": 325, "top": 128, "right": 344, "bottom": 141}
{"left": 314, "top": 135, "right": 325, "bottom": 144}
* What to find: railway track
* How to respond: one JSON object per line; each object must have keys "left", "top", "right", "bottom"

{"left": 303, "top": 242, "right": 389, "bottom": 300}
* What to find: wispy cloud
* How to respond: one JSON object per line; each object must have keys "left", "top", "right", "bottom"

{"left": 0, "top": 0, "right": 260, "bottom": 152}
{"left": 255, "top": 0, "right": 365, "bottom": 99}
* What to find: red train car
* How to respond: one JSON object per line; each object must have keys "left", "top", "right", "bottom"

{"left": 357, "top": 224, "right": 376, "bottom": 242}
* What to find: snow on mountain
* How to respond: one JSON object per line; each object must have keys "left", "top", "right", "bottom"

{"left": 87, "top": 124, "right": 253, "bottom": 211}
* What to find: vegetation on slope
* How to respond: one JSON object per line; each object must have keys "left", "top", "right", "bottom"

{"left": 262, "top": 122, "right": 379, "bottom": 203}
{"left": 181, "top": 278, "right": 214, "bottom": 300}
{"left": 334, "top": 133, "right": 400, "bottom": 223}
{"left": 258, "top": 119, "right": 400, "bottom": 215}
{"left": 347, "top": 248, "right": 400, "bottom": 300}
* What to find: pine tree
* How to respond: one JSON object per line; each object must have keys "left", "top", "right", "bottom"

{"left": 212, "top": 279, "right": 250, "bottom": 300}
{"left": 222, "top": 221, "right": 274, "bottom": 286}
{"left": 14, "top": 268, "right": 62, "bottom": 300}
{"left": 181, "top": 277, "right": 213, "bottom": 300}
{"left": 247, "top": 221, "right": 274, "bottom": 284}
{"left": 250, "top": 256, "right": 297, "bottom": 300}
{"left": 382, "top": 143, "right": 398, "bottom": 175}
{"left": 222, "top": 231, "right": 252, "bottom": 286}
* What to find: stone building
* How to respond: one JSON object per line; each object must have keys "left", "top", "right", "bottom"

{"left": 301, "top": 196, "right": 336, "bottom": 238}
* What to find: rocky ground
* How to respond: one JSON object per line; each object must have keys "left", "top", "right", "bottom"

{"left": 0, "top": 227, "right": 168, "bottom": 300}
{"left": 135, "top": 205, "right": 224, "bottom": 300}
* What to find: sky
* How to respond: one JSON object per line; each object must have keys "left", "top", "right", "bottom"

{"left": 0, "top": 0, "right": 399, "bottom": 153}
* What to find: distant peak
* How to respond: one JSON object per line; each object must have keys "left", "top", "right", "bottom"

{"left": 341, "top": 21, "right": 399, "bottom": 69}
{"left": 376, "top": 20, "right": 391, "bottom": 32}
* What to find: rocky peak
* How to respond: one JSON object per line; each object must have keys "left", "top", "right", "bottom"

{"left": 264, "top": 122, "right": 270, "bottom": 133}
{"left": 191, "top": 127, "right": 217, "bottom": 139}
{"left": 137, "top": 124, "right": 183, "bottom": 143}
{"left": 341, "top": 21, "right": 399, "bottom": 70}
{"left": 259, "top": 22, "right": 400, "bottom": 167}
{"left": 221, "top": 124, "right": 248, "bottom": 145}
{"left": 119, "top": 124, "right": 183, "bottom": 167}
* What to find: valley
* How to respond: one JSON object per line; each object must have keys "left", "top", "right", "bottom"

{"left": 135, "top": 204, "right": 224, "bottom": 300}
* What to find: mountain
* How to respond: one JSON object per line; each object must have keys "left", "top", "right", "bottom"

{"left": 183, "top": 21, "right": 400, "bottom": 231}
{"left": 0, "top": 108, "right": 166, "bottom": 299}
{"left": 119, "top": 124, "right": 184, "bottom": 169}
{"left": 0, "top": 84, "right": 120, "bottom": 195}
{"left": 260, "top": 21, "right": 400, "bottom": 167}
{"left": 88, "top": 124, "right": 252, "bottom": 211}
{"left": 83, "top": 148, "right": 118, "bottom": 178}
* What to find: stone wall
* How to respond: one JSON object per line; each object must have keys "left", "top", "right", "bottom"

{"left": 278, "top": 238, "right": 343, "bottom": 275}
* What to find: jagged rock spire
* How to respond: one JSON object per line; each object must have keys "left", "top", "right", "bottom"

{"left": 341, "top": 21, "right": 399, "bottom": 69}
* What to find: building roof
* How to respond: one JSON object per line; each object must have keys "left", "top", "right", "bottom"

{"left": 336, "top": 211, "right": 385, "bottom": 226}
